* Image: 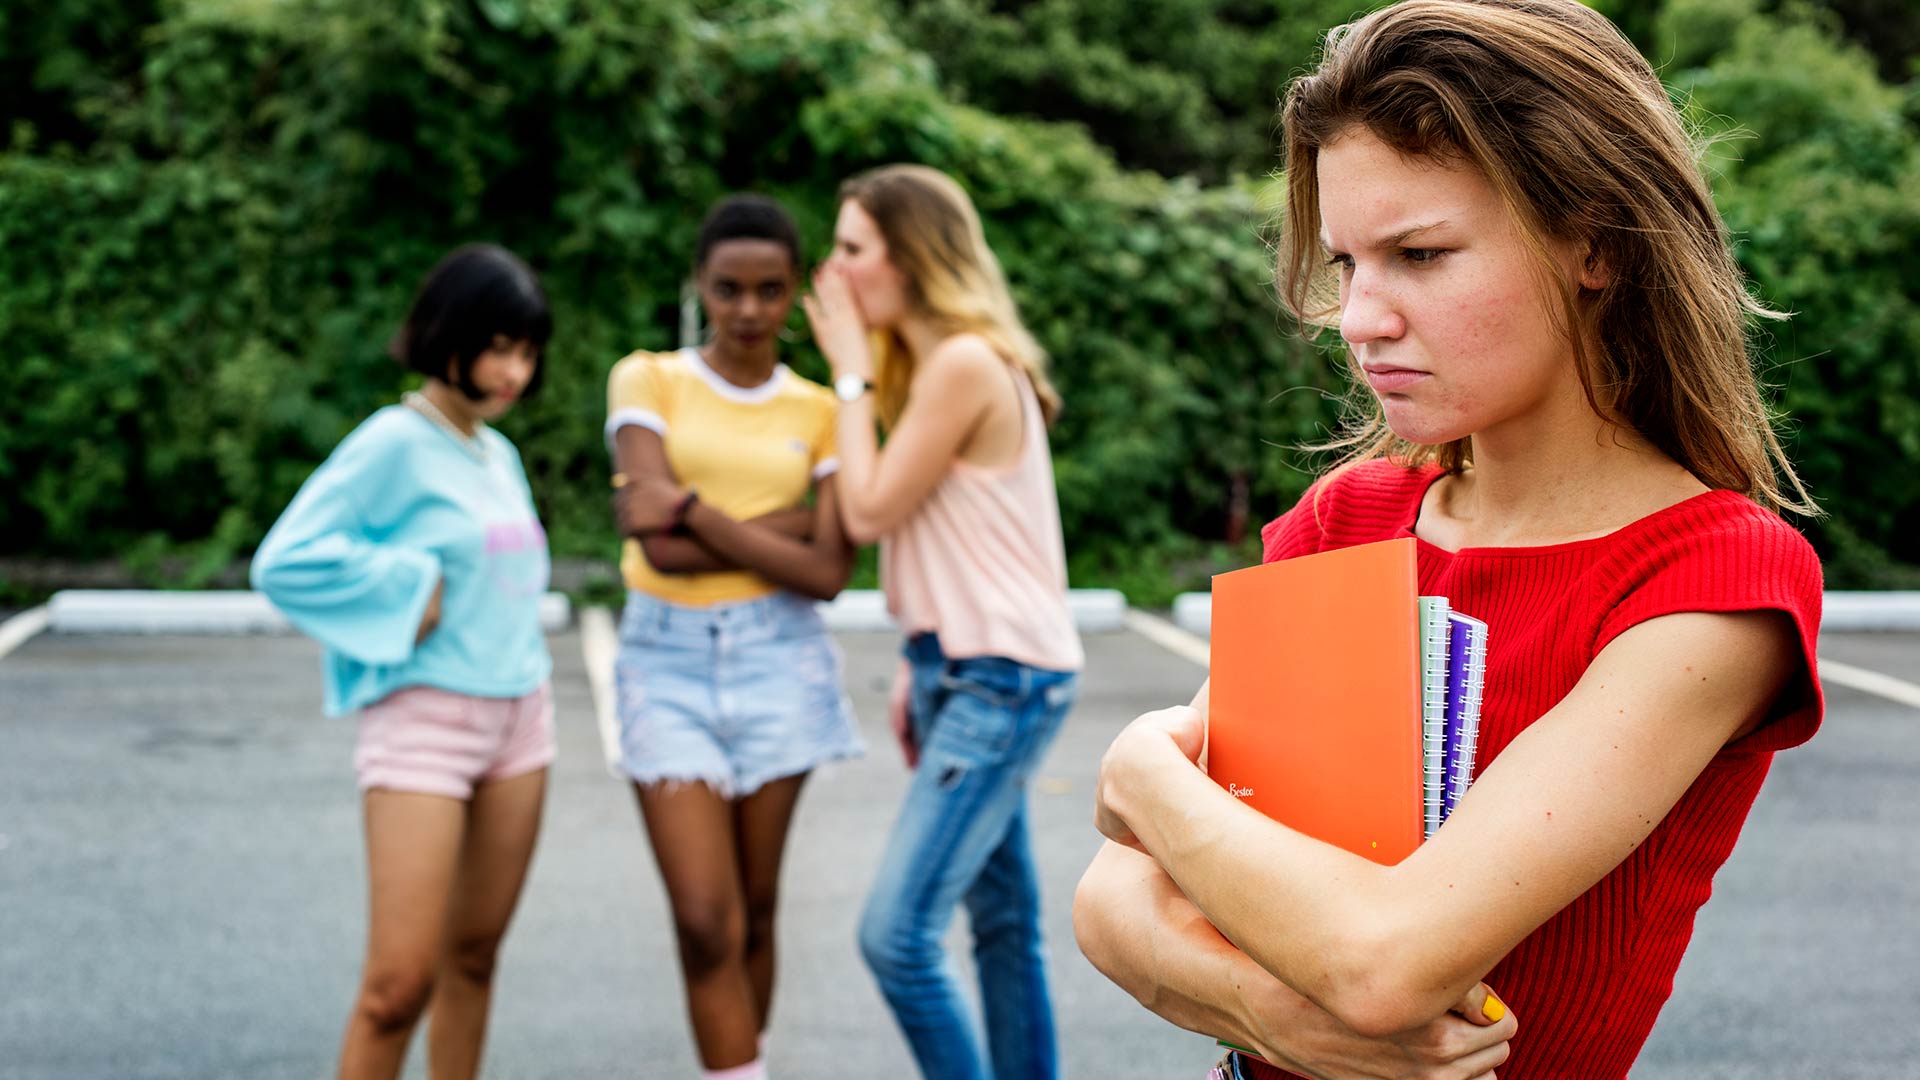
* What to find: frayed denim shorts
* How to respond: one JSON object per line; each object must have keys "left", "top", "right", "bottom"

{"left": 614, "top": 589, "right": 863, "bottom": 798}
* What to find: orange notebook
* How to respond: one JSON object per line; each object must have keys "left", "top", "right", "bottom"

{"left": 1207, "top": 536, "right": 1424, "bottom": 866}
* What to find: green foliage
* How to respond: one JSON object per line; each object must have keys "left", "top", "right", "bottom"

{"left": 1664, "top": 0, "right": 1920, "bottom": 581}
{"left": 4, "top": 0, "right": 1917, "bottom": 596}
{"left": 0, "top": 0, "right": 1334, "bottom": 596}
{"left": 883, "top": 0, "right": 1382, "bottom": 181}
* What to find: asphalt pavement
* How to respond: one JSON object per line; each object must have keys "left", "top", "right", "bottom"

{"left": 1, "top": 622, "right": 1914, "bottom": 1078}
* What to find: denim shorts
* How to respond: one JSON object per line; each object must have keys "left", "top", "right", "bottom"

{"left": 614, "top": 589, "right": 863, "bottom": 798}
{"left": 1208, "top": 1051, "right": 1257, "bottom": 1080}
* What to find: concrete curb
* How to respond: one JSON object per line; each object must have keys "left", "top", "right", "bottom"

{"left": 46, "top": 590, "right": 574, "bottom": 635}
{"left": 0, "top": 605, "right": 51, "bottom": 661}
{"left": 816, "top": 588, "right": 1128, "bottom": 633}
{"left": 31, "top": 588, "right": 1130, "bottom": 637}
{"left": 1168, "top": 590, "right": 1920, "bottom": 637}
{"left": 1821, "top": 592, "right": 1920, "bottom": 633}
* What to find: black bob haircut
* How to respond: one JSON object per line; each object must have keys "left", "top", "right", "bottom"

{"left": 695, "top": 195, "right": 802, "bottom": 273}
{"left": 389, "top": 244, "right": 552, "bottom": 402}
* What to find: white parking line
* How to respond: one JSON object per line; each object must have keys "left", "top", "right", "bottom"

{"left": 1123, "top": 608, "right": 1209, "bottom": 668}
{"left": 0, "top": 606, "right": 50, "bottom": 662}
{"left": 578, "top": 606, "right": 625, "bottom": 775}
{"left": 1821, "top": 659, "right": 1920, "bottom": 711}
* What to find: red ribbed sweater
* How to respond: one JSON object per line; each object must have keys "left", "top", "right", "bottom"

{"left": 1241, "top": 460, "right": 1824, "bottom": 1080}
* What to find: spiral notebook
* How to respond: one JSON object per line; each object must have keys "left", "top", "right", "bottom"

{"left": 1442, "top": 611, "right": 1489, "bottom": 821}
{"left": 1419, "top": 603, "right": 1493, "bottom": 834}
{"left": 1419, "top": 597, "right": 1451, "bottom": 839}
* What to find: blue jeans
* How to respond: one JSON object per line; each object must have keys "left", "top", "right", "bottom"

{"left": 858, "top": 634, "right": 1078, "bottom": 1080}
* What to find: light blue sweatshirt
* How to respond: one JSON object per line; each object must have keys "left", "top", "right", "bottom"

{"left": 250, "top": 405, "right": 552, "bottom": 716}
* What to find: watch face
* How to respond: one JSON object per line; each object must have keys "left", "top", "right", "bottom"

{"left": 836, "top": 374, "right": 868, "bottom": 401}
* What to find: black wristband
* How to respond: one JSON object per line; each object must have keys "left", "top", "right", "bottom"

{"left": 669, "top": 488, "right": 700, "bottom": 536}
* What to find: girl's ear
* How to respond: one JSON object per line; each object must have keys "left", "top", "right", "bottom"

{"left": 1578, "top": 240, "right": 1610, "bottom": 291}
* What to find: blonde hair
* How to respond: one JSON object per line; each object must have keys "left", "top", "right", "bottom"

{"left": 1278, "top": 0, "right": 1815, "bottom": 514}
{"left": 837, "top": 165, "right": 1063, "bottom": 429}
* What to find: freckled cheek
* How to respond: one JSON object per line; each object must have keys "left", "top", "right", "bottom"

{"left": 1446, "top": 277, "right": 1537, "bottom": 369}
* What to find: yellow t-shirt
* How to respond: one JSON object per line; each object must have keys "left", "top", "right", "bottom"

{"left": 606, "top": 347, "right": 839, "bottom": 606}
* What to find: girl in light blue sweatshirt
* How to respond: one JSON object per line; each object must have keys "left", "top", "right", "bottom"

{"left": 251, "top": 244, "right": 554, "bottom": 1080}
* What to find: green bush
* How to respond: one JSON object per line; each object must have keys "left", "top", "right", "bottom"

{"left": 1665, "top": 0, "right": 1920, "bottom": 584}
{"left": 3, "top": 0, "right": 1916, "bottom": 597}
{"left": 0, "top": 0, "right": 1333, "bottom": 599}
{"left": 881, "top": 0, "right": 1381, "bottom": 181}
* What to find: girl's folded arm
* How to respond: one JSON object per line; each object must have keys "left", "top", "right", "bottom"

{"left": 250, "top": 440, "right": 439, "bottom": 665}
{"left": 1108, "top": 608, "right": 1797, "bottom": 1037}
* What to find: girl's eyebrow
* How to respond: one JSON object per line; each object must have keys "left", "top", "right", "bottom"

{"left": 1321, "top": 219, "right": 1453, "bottom": 252}
{"left": 1383, "top": 220, "right": 1450, "bottom": 246}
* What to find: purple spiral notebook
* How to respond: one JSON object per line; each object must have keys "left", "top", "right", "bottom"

{"left": 1441, "top": 612, "right": 1488, "bottom": 823}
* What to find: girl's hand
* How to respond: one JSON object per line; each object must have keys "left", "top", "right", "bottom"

{"left": 613, "top": 474, "right": 687, "bottom": 537}
{"left": 1244, "top": 980, "right": 1516, "bottom": 1080}
{"left": 889, "top": 659, "right": 917, "bottom": 769}
{"left": 801, "top": 266, "right": 875, "bottom": 381}
{"left": 415, "top": 578, "right": 444, "bottom": 644}
{"left": 1095, "top": 703, "right": 1206, "bottom": 851}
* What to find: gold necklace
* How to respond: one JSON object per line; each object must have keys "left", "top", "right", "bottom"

{"left": 403, "top": 391, "right": 489, "bottom": 462}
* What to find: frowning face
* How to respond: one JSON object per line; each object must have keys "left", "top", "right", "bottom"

{"left": 1317, "top": 127, "right": 1598, "bottom": 447}
{"left": 698, "top": 238, "right": 797, "bottom": 354}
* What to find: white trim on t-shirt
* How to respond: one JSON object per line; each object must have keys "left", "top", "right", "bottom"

{"left": 604, "top": 408, "right": 668, "bottom": 452}
{"left": 680, "top": 347, "right": 790, "bottom": 405}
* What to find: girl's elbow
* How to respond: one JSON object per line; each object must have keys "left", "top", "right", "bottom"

{"left": 1073, "top": 869, "right": 1170, "bottom": 1015}
{"left": 838, "top": 497, "right": 893, "bottom": 546}
{"left": 248, "top": 552, "right": 291, "bottom": 597}
{"left": 1071, "top": 859, "right": 1136, "bottom": 974}
{"left": 1315, "top": 930, "right": 1455, "bottom": 1037}
{"left": 1071, "top": 872, "right": 1119, "bottom": 973}
{"left": 842, "top": 516, "right": 884, "bottom": 546}
{"left": 818, "top": 568, "right": 854, "bottom": 602}
{"left": 796, "top": 578, "right": 842, "bottom": 603}
{"left": 1324, "top": 985, "right": 1434, "bottom": 1039}
{"left": 639, "top": 538, "right": 686, "bottom": 573}
{"left": 791, "top": 553, "right": 853, "bottom": 603}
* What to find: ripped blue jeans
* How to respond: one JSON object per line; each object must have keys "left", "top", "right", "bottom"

{"left": 858, "top": 633, "right": 1078, "bottom": 1080}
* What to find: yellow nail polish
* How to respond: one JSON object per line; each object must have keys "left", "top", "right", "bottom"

{"left": 1482, "top": 991, "right": 1506, "bottom": 1022}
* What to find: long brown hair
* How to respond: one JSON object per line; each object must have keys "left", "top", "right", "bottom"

{"left": 1278, "top": 0, "right": 1815, "bottom": 514}
{"left": 837, "top": 165, "right": 1063, "bottom": 429}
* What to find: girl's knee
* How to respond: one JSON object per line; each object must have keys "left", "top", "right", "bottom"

{"left": 443, "top": 931, "right": 504, "bottom": 985}
{"left": 857, "top": 899, "right": 926, "bottom": 979}
{"left": 356, "top": 966, "right": 436, "bottom": 1032}
{"left": 672, "top": 902, "right": 747, "bottom": 977}
{"left": 743, "top": 898, "right": 778, "bottom": 953}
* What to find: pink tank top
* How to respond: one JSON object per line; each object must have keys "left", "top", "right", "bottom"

{"left": 879, "top": 368, "right": 1084, "bottom": 672}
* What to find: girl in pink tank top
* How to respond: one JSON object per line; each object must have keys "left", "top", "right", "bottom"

{"left": 803, "top": 164, "right": 1081, "bottom": 1079}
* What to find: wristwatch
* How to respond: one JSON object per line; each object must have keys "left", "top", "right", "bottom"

{"left": 834, "top": 373, "right": 872, "bottom": 402}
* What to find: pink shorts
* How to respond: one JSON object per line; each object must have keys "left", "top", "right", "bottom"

{"left": 355, "top": 682, "right": 556, "bottom": 799}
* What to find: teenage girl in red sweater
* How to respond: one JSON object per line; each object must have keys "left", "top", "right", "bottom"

{"left": 1073, "top": 3, "right": 1824, "bottom": 1078}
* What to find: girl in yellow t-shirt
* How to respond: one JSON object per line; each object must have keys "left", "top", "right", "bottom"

{"left": 605, "top": 195, "right": 862, "bottom": 1080}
